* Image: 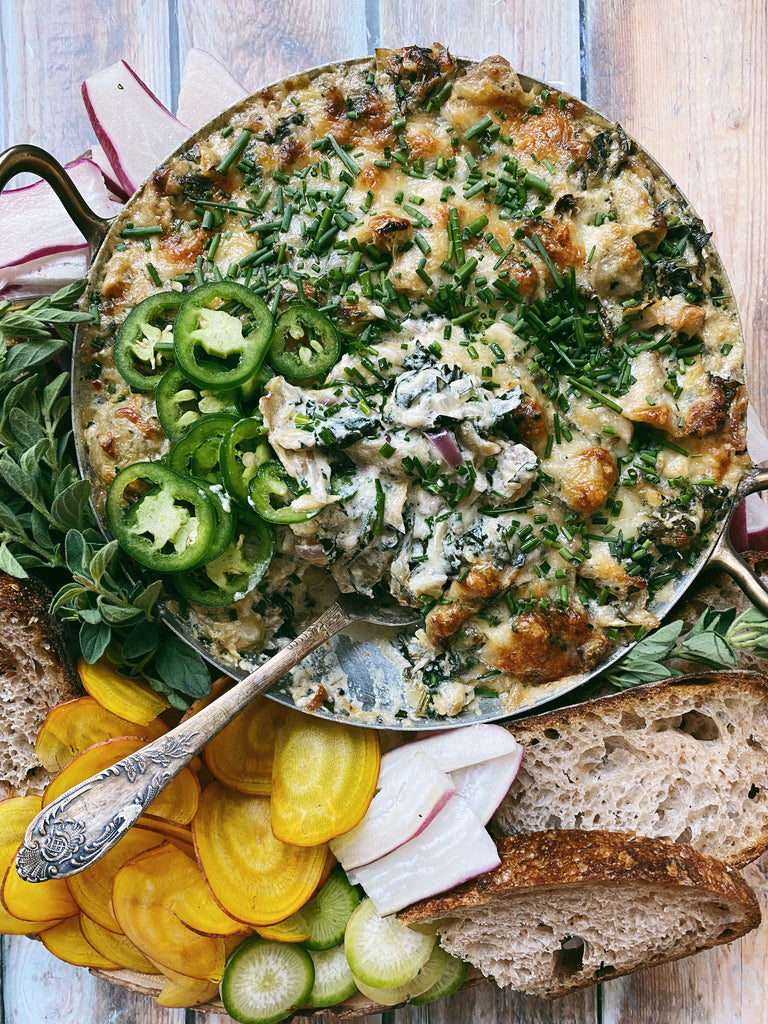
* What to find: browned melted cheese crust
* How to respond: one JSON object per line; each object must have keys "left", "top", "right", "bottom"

{"left": 77, "top": 46, "right": 748, "bottom": 720}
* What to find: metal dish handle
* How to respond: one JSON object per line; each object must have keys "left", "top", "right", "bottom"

{"left": 707, "top": 467, "right": 768, "bottom": 614}
{"left": 0, "top": 144, "right": 112, "bottom": 256}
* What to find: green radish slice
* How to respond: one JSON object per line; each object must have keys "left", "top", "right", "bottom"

{"left": 305, "top": 944, "right": 358, "bottom": 1008}
{"left": 303, "top": 866, "right": 360, "bottom": 950}
{"left": 344, "top": 897, "right": 436, "bottom": 988}
{"left": 410, "top": 946, "right": 469, "bottom": 1005}
{"left": 220, "top": 936, "right": 314, "bottom": 1024}
{"left": 351, "top": 942, "right": 451, "bottom": 1006}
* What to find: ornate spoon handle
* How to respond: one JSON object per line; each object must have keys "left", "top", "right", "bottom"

{"left": 16, "top": 602, "right": 353, "bottom": 882}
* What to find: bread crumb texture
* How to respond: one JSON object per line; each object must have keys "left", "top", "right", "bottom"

{"left": 493, "top": 673, "right": 768, "bottom": 867}
{"left": 0, "top": 574, "right": 79, "bottom": 797}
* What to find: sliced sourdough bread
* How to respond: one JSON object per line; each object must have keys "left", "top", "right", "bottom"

{"left": 492, "top": 671, "right": 768, "bottom": 867}
{"left": 399, "top": 829, "right": 761, "bottom": 999}
{"left": 0, "top": 573, "right": 80, "bottom": 797}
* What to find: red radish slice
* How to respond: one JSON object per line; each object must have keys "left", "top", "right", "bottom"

{"left": 380, "top": 724, "right": 519, "bottom": 780}
{"left": 0, "top": 250, "right": 89, "bottom": 299}
{"left": 729, "top": 500, "right": 748, "bottom": 553}
{"left": 90, "top": 144, "right": 130, "bottom": 200}
{"left": 346, "top": 795, "right": 501, "bottom": 917}
{"left": 450, "top": 748, "right": 524, "bottom": 825}
{"left": 745, "top": 493, "right": 768, "bottom": 551}
{"left": 176, "top": 49, "right": 248, "bottom": 130}
{"left": 0, "top": 158, "right": 121, "bottom": 293}
{"left": 329, "top": 751, "right": 456, "bottom": 870}
{"left": 82, "top": 60, "right": 189, "bottom": 195}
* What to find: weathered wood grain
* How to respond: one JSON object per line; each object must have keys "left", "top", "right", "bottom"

{"left": 388, "top": 981, "right": 598, "bottom": 1024}
{"left": 1, "top": 936, "right": 186, "bottom": 1023}
{"left": 376, "top": 0, "right": 582, "bottom": 96}
{"left": 0, "top": 0, "right": 173, "bottom": 168}
{"left": 583, "top": 0, "right": 768, "bottom": 424}
{"left": 174, "top": 0, "right": 370, "bottom": 98}
{"left": 600, "top": 859, "right": 768, "bottom": 1024}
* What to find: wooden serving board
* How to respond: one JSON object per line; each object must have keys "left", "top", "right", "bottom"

{"left": 89, "top": 966, "right": 487, "bottom": 1017}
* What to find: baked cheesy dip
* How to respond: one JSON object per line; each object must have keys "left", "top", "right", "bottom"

{"left": 77, "top": 45, "right": 748, "bottom": 721}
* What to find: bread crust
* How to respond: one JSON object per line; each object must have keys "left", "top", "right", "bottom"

{"left": 403, "top": 830, "right": 759, "bottom": 914}
{"left": 400, "top": 829, "right": 761, "bottom": 997}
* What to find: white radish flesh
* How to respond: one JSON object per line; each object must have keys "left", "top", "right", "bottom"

{"left": 450, "top": 748, "right": 524, "bottom": 825}
{"left": 176, "top": 49, "right": 248, "bottom": 130}
{"left": 329, "top": 750, "right": 456, "bottom": 870}
{"left": 0, "top": 159, "right": 122, "bottom": 295}
{"left": 346, "top": 795, "right": 501, "bottom": 917}
{"left": 0, "top": 250, "right": 89, "bottom": 299}
{"left": 82, "top": 60, "right": 189, "bottom": 195}
{"left": 380, "top": 724, "right": 519, "bottom": 779}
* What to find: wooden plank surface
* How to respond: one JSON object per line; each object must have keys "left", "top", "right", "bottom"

{"left": 1, "top": 1, "right": 768, "bottom": 1022}
{"left": 0, "top": 0, "right": 173, "bottom": 173}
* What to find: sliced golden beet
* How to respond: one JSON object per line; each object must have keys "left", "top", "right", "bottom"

{"left": 155, "top": 967, "right": 219, "bottom": 1008}
{"left": 271, "top": 714, "right": 380, "bottom": 846}
{"left": 80, "top": 913, "right": 161, "bottom": 974}
{"left": 136, "top": 815, "right": 195, "bottom": 852}
{"left": 77, "top": 656, "right": 169, "bottom": 724}
{"left": 2, "top": 858, "right": 78, "bottom": 922}
{"left": 43, "top": 737, "right": 200, "bottom": 824}
{"left": 113, "top": 842, "right": 227, "bottom": 981}
{"left": 0, "top": 796, "right": 65, "bottom": 935}
{"left": 40, "top": 916, "right": 119, "bottom": 969}
{"left": 35, "top": 695, "right": 167, "bottom": 771}
{"left": 194, "top": 784, "right": 327, "bottom": 927}
{"left": 67, "top": 827, "right": 164, "bottom": 932}
{"left": 203, "top": 695, "right": 284, "bottom": 795}
{"left": 155, "top": 842, "right": 248, "bottom": 937}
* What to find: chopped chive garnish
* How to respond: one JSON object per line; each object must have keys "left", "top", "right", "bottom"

{"left": 145, "top": 263, "right": 162, "bottom": 286}
{"left": 326, "top": 134, "right": 362, "bottom": 176}
{"left": 466, "top": 215, "right": 489, "bottom": 235}
{"left": 414, "top": 232, "right": 432, "bottom": 254}
{"left": 567, "top": 377, "right": 624, "bottom": 414}
{"left": 373, "top": 479, "right": 385, "bottom": 536}
{"left": 464, "top": 114, "right": 493, "bottom": 141}
{"left": 216, "top": 129, "right": 252, "bottom": 174}
{"left": 454, "top": 257, "right": 478, "bottom": 287}
{"left": 121, "top": 225, "right": 163, "bottom": 239}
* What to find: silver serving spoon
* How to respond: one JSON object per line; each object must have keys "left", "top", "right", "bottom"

{"left": 16, "top": 594, "right": 420, "bottom": 882}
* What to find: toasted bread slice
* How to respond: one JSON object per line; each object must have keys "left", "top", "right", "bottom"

{"left": 400, "top": 830, "right": 761, "bottom": 998}
{"left": 492, "top": 671, "right": 768, "bottom": 867}
{"left": 0, "top": 573, "right": 79, "bottom": 797}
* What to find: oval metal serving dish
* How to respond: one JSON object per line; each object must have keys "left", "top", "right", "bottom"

{"left": 2, "top": 50, "right": 767, "bottom": 729}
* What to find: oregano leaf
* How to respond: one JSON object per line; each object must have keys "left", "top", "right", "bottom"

{"left": 79, "top": 620, "right": 112, "bottom": 663}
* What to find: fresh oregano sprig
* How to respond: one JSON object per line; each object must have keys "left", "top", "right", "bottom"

{"left": 0, "top": 280, "right": 211, "bottom": 708}
{"left": 604, "top": 604, "right": 768, "bottom": 690}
